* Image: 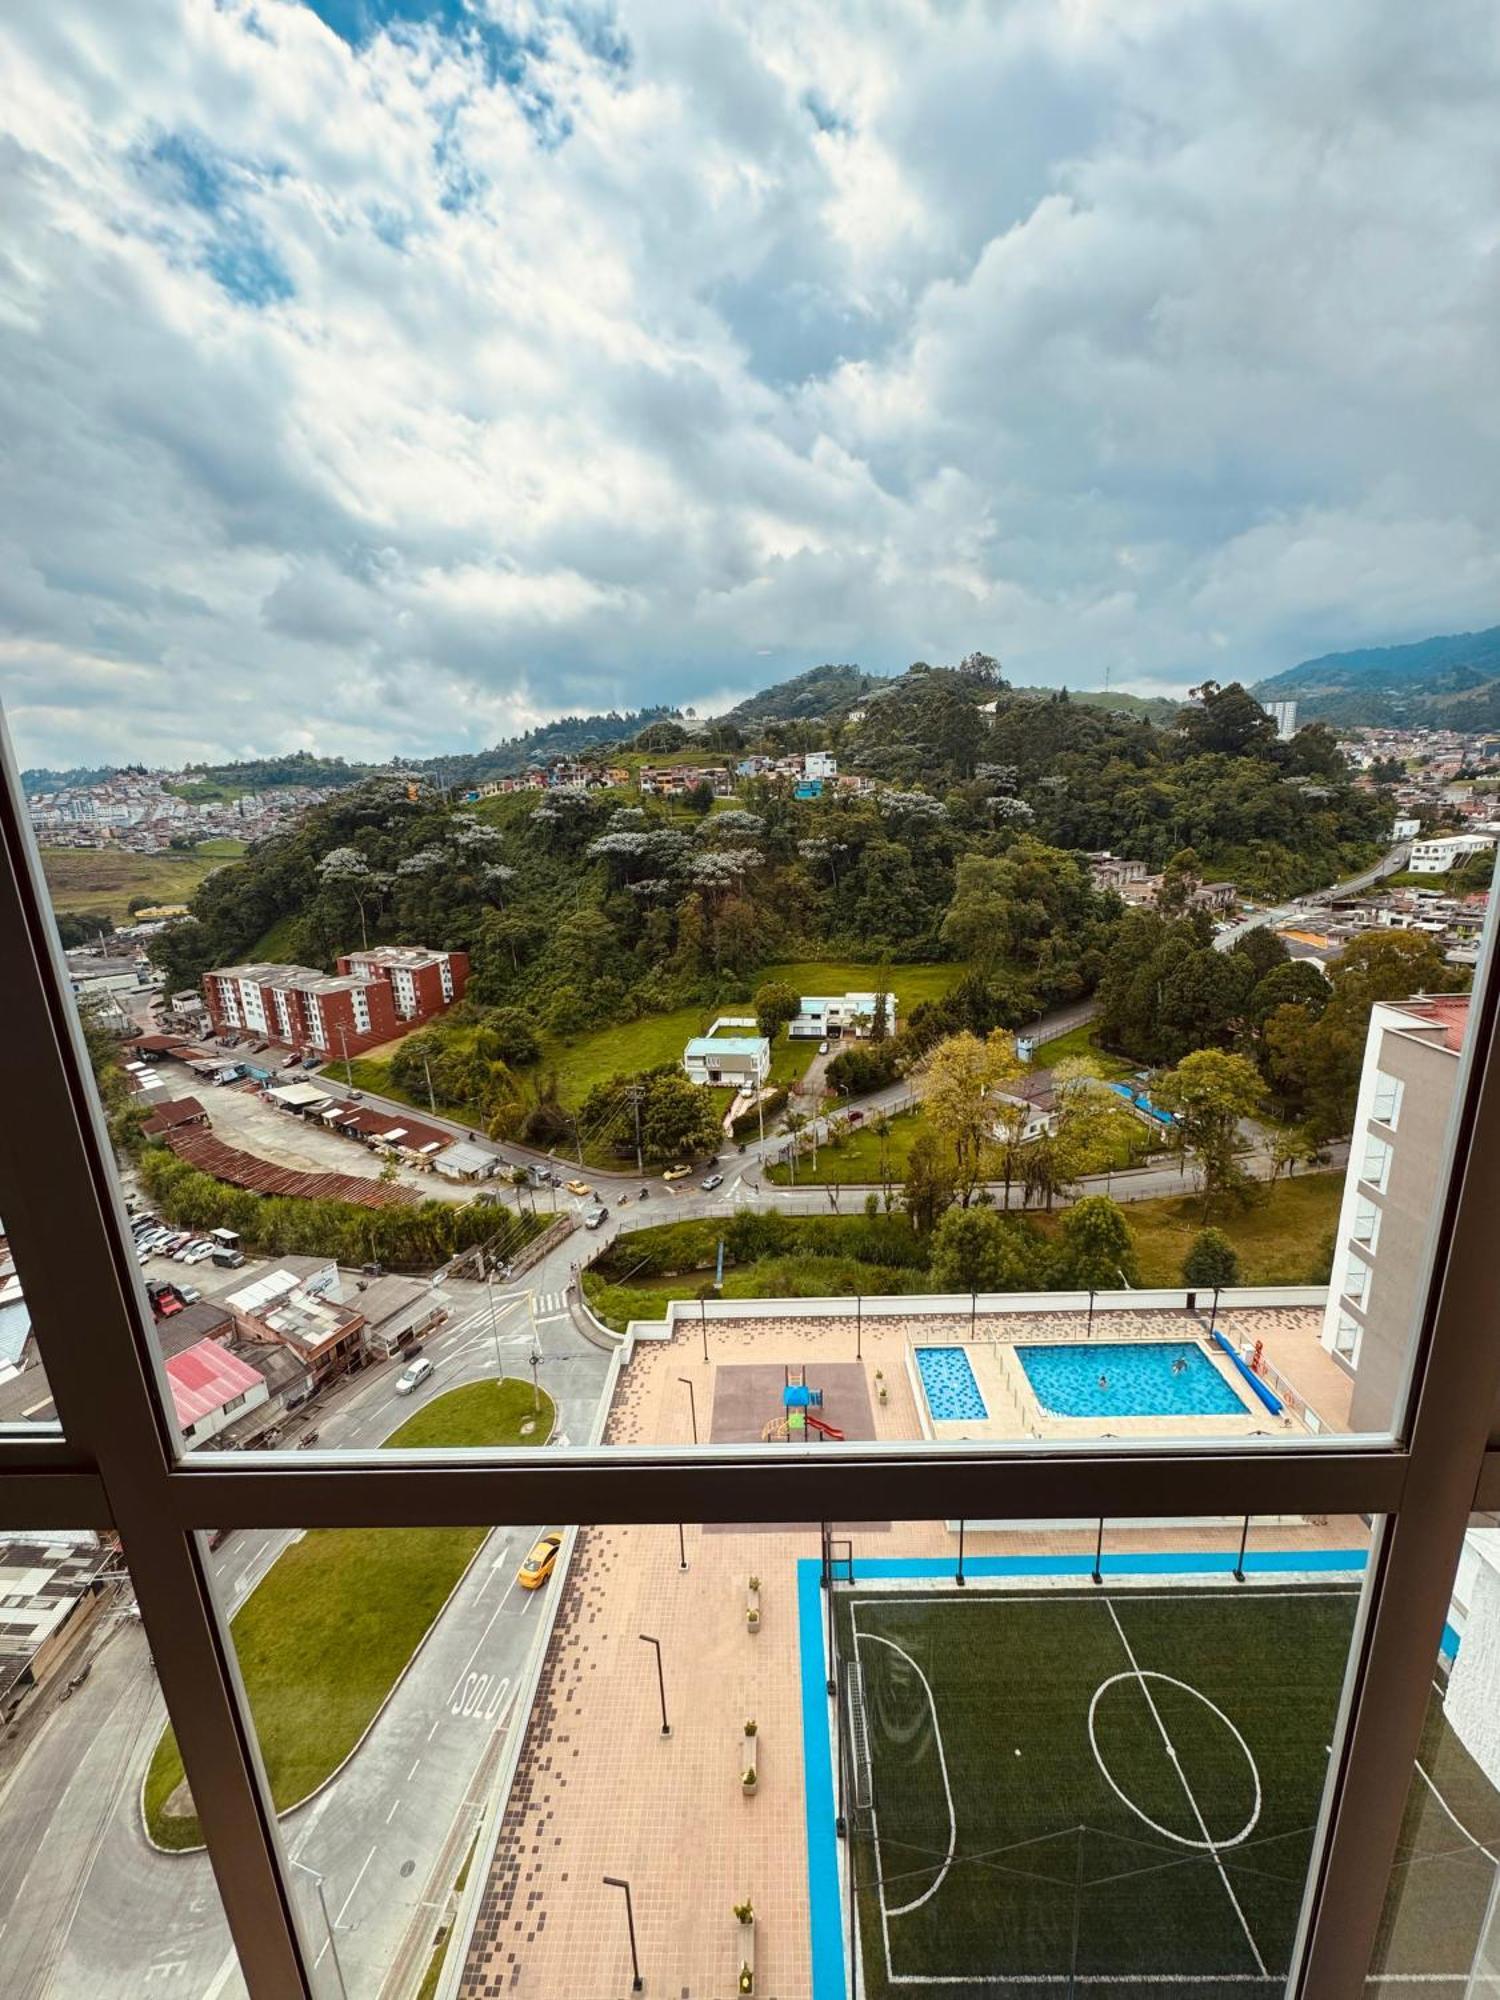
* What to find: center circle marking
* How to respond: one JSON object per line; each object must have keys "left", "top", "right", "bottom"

{"left": 1087, "top": 1671, "right": 1262, "bottom": 1850}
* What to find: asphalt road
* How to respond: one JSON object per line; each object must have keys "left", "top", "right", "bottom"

{"left": 0, "top": 1231, "right": 611, "bottom": 2000}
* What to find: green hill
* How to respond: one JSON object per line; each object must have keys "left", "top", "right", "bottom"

{"left": 1252, "top": 624, "right": 1500, "bottom": 729}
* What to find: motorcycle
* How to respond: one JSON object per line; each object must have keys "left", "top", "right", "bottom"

{"left": 59, "top": 1663, "right": 92, "bottom": 1701}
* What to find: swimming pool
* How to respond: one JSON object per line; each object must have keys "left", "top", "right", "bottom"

{"left": 1016, "top": 1341, "right": 1247, "bottom": 1419}
{"left": 915, "top": 1346, "right": 989, "bottom": 1422}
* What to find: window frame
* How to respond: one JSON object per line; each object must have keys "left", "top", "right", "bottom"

{"left": 2, "top": 718, "right": 1499, "bottom": 1999}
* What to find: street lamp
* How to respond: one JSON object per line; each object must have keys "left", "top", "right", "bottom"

{"left": 638, "top": 1633, "right": 671, "bottom": 1736}
{"left": 678, "top": 1376, "right": 698, "bottom": 1446}
{"left": 956, "top": 1517, "right": 967, "bottom": 1588}
{"left": 602, "top": 1876, "right": 644, "bottom": 1992}
{"left": 529, "top": 1345, "right": 542, "bottom": 1413}
{"left": 676, "top": 1521, "right": 688, "bottom": 1572}
{"left": 291, "top": 1861, "right": 349, "bottom": 2000}
{"left": 485, "top": 1274, "right": 503, "bottom": 1378}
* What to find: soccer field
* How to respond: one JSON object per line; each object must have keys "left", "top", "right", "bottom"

{"left": 835, "top": 1584, "right": 1500, "bottom": 1997}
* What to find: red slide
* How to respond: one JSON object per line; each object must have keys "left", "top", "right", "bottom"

{"left": 805, "top": 1413, "right": 845, "bottom": 1440}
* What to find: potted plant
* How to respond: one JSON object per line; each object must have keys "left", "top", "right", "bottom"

{"left": 741, "top": 1719, "right": 758, "bottom": 1790}
{"left": 733, "top": 1901, "right": 755, "bottom": 1993}
{"left": 875, "top": 1369, "right": 888, "bottom": 1405}
{"left": 746, "top": 1575, "right": 761, "bottom": 1631}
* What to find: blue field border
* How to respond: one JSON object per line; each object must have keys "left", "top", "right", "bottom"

{"left": 798, "top": 1547, "right": 1372, "bottom": 2000}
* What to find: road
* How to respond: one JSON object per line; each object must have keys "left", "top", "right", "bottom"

{"left": 0, "top": 1224, "right": 611, "bottom": 2000}
{"left": 1210, "top": 843, "right": 1411, "bottom": 952}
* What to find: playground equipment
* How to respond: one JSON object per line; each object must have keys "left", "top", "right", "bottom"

{"left": 760, "top": 1371, "right": 845, "bottom": 1442}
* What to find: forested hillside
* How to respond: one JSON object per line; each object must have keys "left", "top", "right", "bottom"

{"left": 1252, "top": 623, "right": 1500, "bottom": 728}
{"left": 152, "top": 677, "right": 1381, "bottom": 1019}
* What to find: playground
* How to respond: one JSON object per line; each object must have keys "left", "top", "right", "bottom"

{"left": 830, "top": 1579, "right": 1500, "bottom": 1996}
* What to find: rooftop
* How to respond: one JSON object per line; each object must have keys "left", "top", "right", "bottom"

{"left": 1389, "top": 992, "right": 1472, "bottom": 1053}
{"left": 164, "top": 1339, "right": 266, "bottom": 1428}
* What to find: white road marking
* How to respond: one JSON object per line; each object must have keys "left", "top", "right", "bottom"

{"left": 1103, "top": 1600, "right": 1267, "bottom": 1979}
{"left": 407, "top": 1758, "right": 422, "bottom": 1782}
{"left": 333, "top": 1844, "right": 377, "bottom": 1927}
{"left": 427, "top": 1718, "right": 442, "bottom": 1742}
{"left": 385, "top": 1797, "right": 401, "bottom": 1824}
{"left": 201, "top": 1945, "right": 242, "bottom": 2000}
{"left": 444, "top": 1572, "right": 522, "bottom": 1703}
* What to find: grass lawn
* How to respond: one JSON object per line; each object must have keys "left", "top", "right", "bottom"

{"left": 40, "top": 845, "right": 233, "bottom": 922}
{"left": 843, "top": 1586, "right": 1361, "bottom": 1995}
{"left": 142, "top": 1379, "right": 553, "bottom": 1849}
{"left": 191, "top": 836, "right": 249, "bottom": 858}
{"left": 533, "top": 959, "right": 960, "bottom": 1107}
{"left": 1031, "top": 1019, "right": 1135, "bottom": 1079}
{"left": 1102, "top": 1171, "right": 1343, "bottom": 1286}
{"left": 764, "top": 1102, "right": 1157, "bottom": 1187}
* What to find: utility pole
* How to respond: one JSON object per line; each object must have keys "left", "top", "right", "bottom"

{"left": 628, "top": 1084, "right": 645, "bottom": 1175}
{"left": 337, "top": 1023, "right": 352, "bottom": 1090}
{"left": 422, "top": 1053, "right": 437, "bottom": 1114}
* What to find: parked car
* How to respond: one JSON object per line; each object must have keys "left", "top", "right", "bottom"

{"left": 211, "top": 1248, "right": 245, "bottom": 1269}
{"left": 662, "top": 1164, "right": 692, "bottom": 1183}
{"left": 181, "top": 1240, "right": 216, "bottom": 1265}
{"left": 566, "top": 1179, "right": 593, "bottom": 1198}
{"left": 137, "top": 1228, "right": 172, "bottom": 1252}
{"left": 161, "top": 1232, "right": 193, "bottom": 1257}
{"left": 394, "top": 1356, "right": 434, "bottom": 1396}
{"left": 818, "top": 1040, "right": 829, "bottom": 1055}
{"left": 701, "top": 1173, "right": 724, "bottom": 1192}
{"left": 178, "top": 1285, "right": 201, "bottom": 1305}
{"left": 173, "top": 1238, "right": 207, "bottom": 1261}
{"left": 517, "top": 1531, "right": 563, "bottom": 1590}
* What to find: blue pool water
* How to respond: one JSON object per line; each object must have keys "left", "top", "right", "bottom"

{"left": 1017, "top": 1341, "right": 1246, "bottom": 1418}
{"left": 915, "top": 1346, "right": 988, "bottom": 1421}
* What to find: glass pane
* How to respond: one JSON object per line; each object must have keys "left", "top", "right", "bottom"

{"left": 0, "top": 1242, "right": 55, "bottom": 1428}
{"left": 196, "top": 1512, "right": 1369, "bottom": 1994}
{"left": 1368, "top": 1514, "right": 1500, "bottom": 1993}
{"left": 0, "top": 1527, "right": 245, "bottom": 1997}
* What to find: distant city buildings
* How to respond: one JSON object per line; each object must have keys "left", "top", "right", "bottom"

{"left": 1408, "top": 833, "right": 1497, "bottom": 875}
{"left": 1262, "top": 699, "right": 1299, "bottom": 740}
{"left": 201, "top": 946, "right": 467, "bottom": 1058}
{"left": 28, "top": 770, "right": 332, "bottom": 854}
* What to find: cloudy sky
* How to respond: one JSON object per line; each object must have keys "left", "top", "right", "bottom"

{"left": 2, "top": 0, "right": 1498, "bottom": 768}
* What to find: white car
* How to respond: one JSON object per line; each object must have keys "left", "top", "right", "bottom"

{"left": 818, "top": 1040, "right": 829, "bottom": 1055}
{"left": 395, "top": 1356, "right": 434, "bottom": 1396}
{"left": 180, "top": 1240, "right": 216, "bottom": 1265}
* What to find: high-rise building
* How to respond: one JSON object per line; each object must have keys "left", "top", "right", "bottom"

{"left": 1263, "top": 698, "right": 1299, "bottom": 740}
{"left": 1321, "top": 993, "right": 1470, "bottom": 1431}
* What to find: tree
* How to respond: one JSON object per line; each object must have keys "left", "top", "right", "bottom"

{"left": 1153, "top": 1049, "right": 1266, "bottom": 1217}
{"left": 752, "top": 980, "right": 800, "bottom": 1041}
{"left": 929, "top": 1205, "right": 1043, "bottom": 1292}
{"left": 1055, "top": 1195, "right": 1139, "bottom": 1291}
{"left": 1182, "top": 1228, "right": 1240, "bottom": 1322}
{"left": 920, "top": 1029, "right": 1022, "bottom": 1204}
{"left": 1177, "top": 681, "right": 1277, "bottom": 757}
{"left": 903, "top": 1132, "right": 957, "bottom": 1235}
{"left": 639, "top": 1072, "right": 721, "bottom": 1163}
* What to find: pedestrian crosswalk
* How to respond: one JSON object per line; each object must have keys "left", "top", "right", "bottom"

{"left": 533, "top": 1290, "right": 568, "bottom": 1320}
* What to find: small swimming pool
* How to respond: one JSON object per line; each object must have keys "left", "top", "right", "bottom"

{"left": 1016, "top": 1341, "right": 1246, "bottom": 1419}
{"left": 915, "top": 1346, "right": 988, "bottom": 1422}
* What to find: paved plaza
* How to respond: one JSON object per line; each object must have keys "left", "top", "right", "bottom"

{"left": 458, "top": 1301, "right": 1366, "bottom": 1998}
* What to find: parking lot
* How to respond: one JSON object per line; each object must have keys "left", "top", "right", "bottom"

{"left": 158, "top": 1064, "right": 478, "bottom": 1203}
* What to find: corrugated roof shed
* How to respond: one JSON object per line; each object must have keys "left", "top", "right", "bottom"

{"left": 164, "top": 1340, "right": 266, "bottom": 1428}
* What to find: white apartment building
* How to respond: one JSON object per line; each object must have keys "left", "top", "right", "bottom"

{"left": 1320, "top": 994, "right": 1469, "bottom": 1432}
{"left": 1409, "top": 834, "right": 1496, "bottom": 874}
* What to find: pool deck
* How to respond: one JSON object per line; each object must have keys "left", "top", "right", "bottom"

{"left": 457, "top": 1300, "right": 1371, "bottom": 2000}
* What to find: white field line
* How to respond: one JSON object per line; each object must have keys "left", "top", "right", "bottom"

{"left": 1413, "top": 1758, "right": 1500, "bottom": 1865}
{"left": 879, "top": 1977, "right": 1500, "bottom": 1988}
{"left": 854, "top": 1633, "right": 956, "bottom": 1917}
{"left": 1103, "top": 1600, "right": 1268, "bottom": 1980}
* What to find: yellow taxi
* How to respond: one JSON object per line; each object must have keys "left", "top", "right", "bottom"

{"left": 566, "top": 1179, "right": 593, "bottom": 1198}
{"left": 662, "top": 1164, "right": 692, "bottom": 1182}
{"left": 518, "top": 1531, "right": 564, "bottom": 1590}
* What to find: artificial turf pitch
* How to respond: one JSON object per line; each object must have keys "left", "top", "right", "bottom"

{"left": 837, "top": 1586, "right": 1500, "bottom": 1997}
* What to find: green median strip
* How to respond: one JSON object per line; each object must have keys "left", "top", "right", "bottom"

{"left": 143, "top": 1378, "right": 553, "bottom": 1851}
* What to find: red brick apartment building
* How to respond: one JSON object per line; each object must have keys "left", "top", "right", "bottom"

{"left": 201, "top": 945, "right": 467, "bottom": 1060}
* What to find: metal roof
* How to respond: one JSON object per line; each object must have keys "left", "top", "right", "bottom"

{"left": 164, "top": 1339, "right": 266, "bottom": 1428}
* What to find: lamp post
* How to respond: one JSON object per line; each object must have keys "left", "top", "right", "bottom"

{"left": 602, "top": 1876, "right": 644, "bottom": 1992}
{"left": 638, "top": 1633, "right": 670, "bottom": 1736}
{"left": 485, "top": 1274, "right": 503, "bottom": 1378}
{"left": 291, "top": 1861, "right": 349, "bottom": 2000}
{"left": 1234, "top": 1513, "right": 1251, "bottom": 1583}
{"left": 855, "top": 1292, "right": 862, "bottom": 1361}
{"left": 676, "top": 1521, "right": 688, "bottom": 1572}
{"left": 678, "top": 1376, "right": 698, "bottom": 1446}
{"left": 1092, "top": 1517, "right": 1105, "bottom": 1587}
{"left": 956, "top": 1517, "right": 967, "bottom": 1588}
{"left": 528, "top": 1345, "right": 542, "bottom": 1413}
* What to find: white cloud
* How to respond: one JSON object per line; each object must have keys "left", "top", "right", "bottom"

{"left": 0, "top": 0, "right": 1497, "bottom": 766}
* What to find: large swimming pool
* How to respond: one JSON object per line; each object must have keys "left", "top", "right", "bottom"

{"left": 1016, "top": 1341, "right": 1247, "bottom": 1419}
{"left": 915, "top": 1346, "right": 989, "bottom": 1421}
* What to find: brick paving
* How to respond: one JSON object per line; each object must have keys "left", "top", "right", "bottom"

{"left": 458, "top": 1304, "right": 1365, "bottom": 1998}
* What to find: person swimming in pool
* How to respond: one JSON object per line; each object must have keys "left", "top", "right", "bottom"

{"left": 1171, "top": 1356, "right": 1188, "bottom": 1376}
{"left": 1098, "top": 1373, "right": 1109, "bottom": 1391}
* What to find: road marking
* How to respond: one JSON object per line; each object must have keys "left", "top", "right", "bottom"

{"left": 334, "top": 1844, "right": 377, "bottom": 1927}
{"left": 385, "top": 1797, "right": 401, "bottom": 1824}
{"left": 201, "top": 1945, "right": 242, "bottom": 2000}
{"left": 407, "top": 1758, "right": 422, "bottom": 1782}
{"left": 427, "top": 1717, "right": 442, "bottom": 1742}
{"left": 444, "top": 1571, "right": 522, "bottom": 1703}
